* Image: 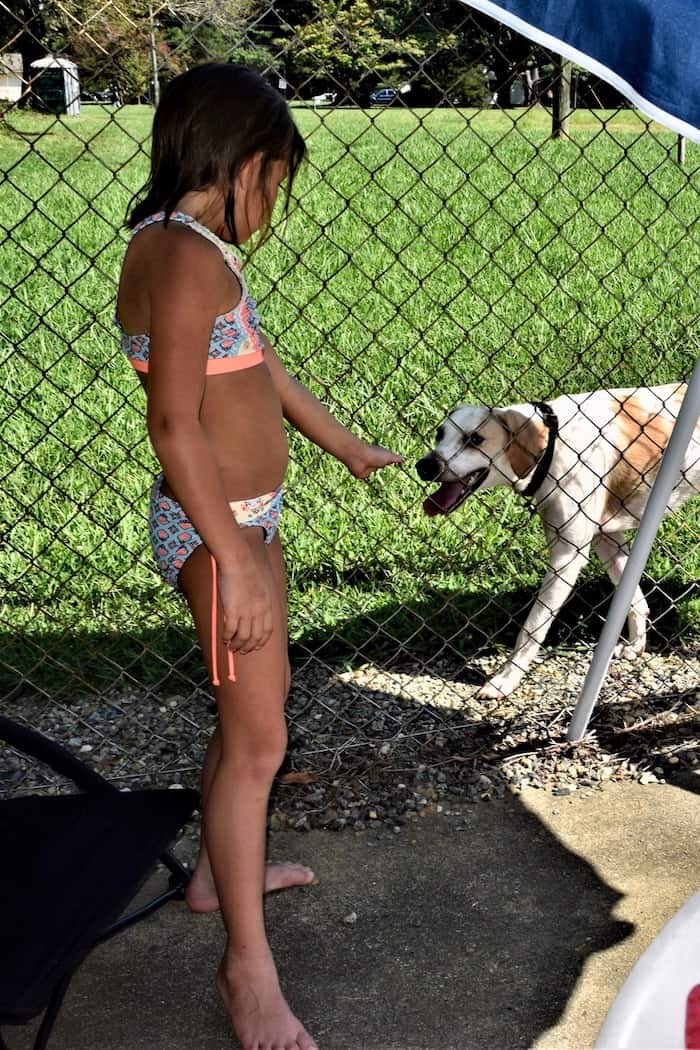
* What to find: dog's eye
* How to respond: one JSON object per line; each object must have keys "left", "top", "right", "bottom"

{"left": 463, "top": 433, "right": 484, "bottom": 447}
{"left": 435, "top": 426, "right": 445, "bottom": 444}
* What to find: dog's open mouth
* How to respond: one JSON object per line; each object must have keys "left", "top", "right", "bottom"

{"left": 423, "top": 469, "right": 489, "bottom": 516}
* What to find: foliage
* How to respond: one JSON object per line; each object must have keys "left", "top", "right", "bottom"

{"left": 450, "top": 63, "right": 492, "bottom": 106}
{"left": 0, "top": 0, "right": 575, "bottom": 105}
{"left": 280, "top": 0, "right": 423, "bottom": 98}
{"left": 61, "top": 0, "right": 154, "bottom": 97}
{"left": 1, "top": 0, "right": 266, "bottom": 101}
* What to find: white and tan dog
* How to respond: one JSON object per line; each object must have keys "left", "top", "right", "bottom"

{"left": 416, "top": 384, "right": 700, "bottom": 699}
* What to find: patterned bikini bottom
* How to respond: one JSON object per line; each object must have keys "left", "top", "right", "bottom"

{"left": 148, "top": 473, "right": 283, "bottom": 590}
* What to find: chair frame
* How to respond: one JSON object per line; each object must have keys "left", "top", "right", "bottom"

{"left": 0, "top": 714, "right": 196, "bottom": 1050}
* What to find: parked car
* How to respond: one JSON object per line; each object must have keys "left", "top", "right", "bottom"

{"left": 311, "top": 91, "right": 337, "bottom": 109}
{"left": 80, "top": 86, "right": 120, "bottom": 104}
{"left": 369, "top": 87, "right": 399, "bottom": 106}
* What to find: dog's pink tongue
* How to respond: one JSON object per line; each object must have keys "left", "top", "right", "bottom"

{"left": 423, "top": 481, "right": 463, "bottom": 516}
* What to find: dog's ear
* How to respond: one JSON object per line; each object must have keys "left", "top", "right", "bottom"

{"left": 494, "top": 408, "right": 547, "bottom": 479}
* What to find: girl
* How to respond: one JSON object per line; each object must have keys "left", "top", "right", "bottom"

{"left": 116, "top": 63, "right": 401, "bottom": 1050}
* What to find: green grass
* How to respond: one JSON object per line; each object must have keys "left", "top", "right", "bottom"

{"left": 2, "top": 103, "right": 700, "bottom": 696}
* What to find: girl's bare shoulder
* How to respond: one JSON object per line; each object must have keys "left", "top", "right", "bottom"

{"left": 132, "top": 219, "right": 224, "bottom": 274}
{"left": 119, "top": 220, "right": 233, "bottom": 330}
{"left": 127, "top": 220, "right": 234, "bottom": 309}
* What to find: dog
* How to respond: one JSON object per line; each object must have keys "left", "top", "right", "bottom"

{"left": 416, "top": 383, "right": 700, "bottom": 698}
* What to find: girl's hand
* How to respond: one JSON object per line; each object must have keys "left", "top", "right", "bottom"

{"left": 218, "top": 552, "right": 275, "bottom": 655}
{"left": 344, "top": 441, "right": 403, "bottom": 479}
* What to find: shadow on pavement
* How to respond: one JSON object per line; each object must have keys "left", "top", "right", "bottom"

{"left": 10, "top": 791, "right": 633, "bottom": 1050}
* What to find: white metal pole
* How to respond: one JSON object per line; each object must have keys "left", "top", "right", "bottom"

{"left": 567, "top": 360, "right": 700, "bottom": 741}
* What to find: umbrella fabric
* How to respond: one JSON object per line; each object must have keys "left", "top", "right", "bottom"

{"left": 457, "top": 0, "right": 700, "bottom": 141}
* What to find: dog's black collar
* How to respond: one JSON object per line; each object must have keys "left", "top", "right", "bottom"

{"left": 520, "top": 401, "right": 558, "bottom": 500}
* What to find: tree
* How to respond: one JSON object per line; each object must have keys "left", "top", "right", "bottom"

{"left": 281, "top": 0, "right": 423, "bottom": 100}
{"left": 278, "top": 0, "right": 540, "bottom": 107}
{"left": 0, "top": 0, "right": 270, "bottom": 105}
{"left": 163, "top": 0, "right": 255, "bottom": 28}
{"left": 392, "top": 2, "right": 486, "bottom": 105}
{"left": 60, "top": 0, "right": 154, "bottom": 98}
{"left": 161, "top": 0, "right": 276, "bottom": 77}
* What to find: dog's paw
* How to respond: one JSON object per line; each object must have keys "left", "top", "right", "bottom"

{"left": 612, "top": 640, "right": 645, "bottom": 661}
{"left": 477, "top": 678, "right": 512, "bottom": 701}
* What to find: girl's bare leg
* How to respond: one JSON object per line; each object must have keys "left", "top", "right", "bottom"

{"left": 186, "top": 533, "right": 314, "bottom": 911}
{"left": 179, "top": 532, "right": 317, "bottom": 1050}
{"left": 186, "top": 724, "right": 314, "bottom": 912}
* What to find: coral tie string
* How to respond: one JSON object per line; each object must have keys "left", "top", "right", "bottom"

{"left": 210, "top": 554, "right": 236, "bottom": 686}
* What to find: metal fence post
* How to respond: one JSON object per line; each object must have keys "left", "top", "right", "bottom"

{"left": 567, "top": 359, "right": 700, "bottom": 741}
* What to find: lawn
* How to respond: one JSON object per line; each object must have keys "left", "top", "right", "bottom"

{"left": 1, "top": 103, "right": 699, "bottom": 697}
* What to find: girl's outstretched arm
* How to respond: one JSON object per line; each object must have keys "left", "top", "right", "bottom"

{"left": 262, "top": 336, "right": 402, "bottom": 477}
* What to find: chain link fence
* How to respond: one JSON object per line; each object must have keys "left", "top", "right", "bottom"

{"left": 2, "top": 1, "right": 699, "bottom": 821}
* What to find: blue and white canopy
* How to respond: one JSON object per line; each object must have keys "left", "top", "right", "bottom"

{"left": 458, "top": 0, "right": 700, "bottom": 141}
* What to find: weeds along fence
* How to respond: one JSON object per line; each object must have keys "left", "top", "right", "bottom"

{"left": 1, "top": 1, "right": 699, "bottom": 798}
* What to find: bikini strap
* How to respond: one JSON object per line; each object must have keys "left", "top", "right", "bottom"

{"left": 130, "top": 211, "right": 246, "bottom": 288}
{"left": 129, "top": 211, "right": 177, "bottom": 237}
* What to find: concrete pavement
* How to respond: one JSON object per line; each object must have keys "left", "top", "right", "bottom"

{"left": 12, "top": 775, "right": 700, "bottom": 1050}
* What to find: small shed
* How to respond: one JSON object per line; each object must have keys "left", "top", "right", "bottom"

{"left": 0, "top": 53, "right": 23, "bottom": 102}
{"left": 30, "top": 56, "right": 80, "bottom": 116}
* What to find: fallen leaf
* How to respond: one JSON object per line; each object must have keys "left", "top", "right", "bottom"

{"left": 278, "top": 771, "right": 319, "bottom": 784}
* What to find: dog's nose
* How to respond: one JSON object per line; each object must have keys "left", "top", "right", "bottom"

{"left": 416, "top": 455, "right": 441, "bottom": 482}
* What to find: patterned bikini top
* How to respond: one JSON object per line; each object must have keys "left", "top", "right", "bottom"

{"left": 116, "top": 211, "right": 264, "bottom": 374}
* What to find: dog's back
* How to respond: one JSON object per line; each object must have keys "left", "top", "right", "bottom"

{"left": 546, "top": 382, "right": 699, "bottom": 530}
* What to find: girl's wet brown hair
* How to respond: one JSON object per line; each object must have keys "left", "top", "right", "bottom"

{"left": 128, "top": 63, "right": 306, "bottom": 244}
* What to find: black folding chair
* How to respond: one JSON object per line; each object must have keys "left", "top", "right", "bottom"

{"left": 0, "top": 714, "right": 199, "bottom": 1050}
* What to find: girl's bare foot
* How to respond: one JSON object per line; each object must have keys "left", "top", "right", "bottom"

{"left": 217, "top": 956, "right": 318, "bottom": 1050}
{"left": 186, "top": 861, "right": 315, "bottom": 913}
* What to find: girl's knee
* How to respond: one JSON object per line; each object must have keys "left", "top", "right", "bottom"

{"left": 221, "top": 717, "right": 287, "bottom": 781}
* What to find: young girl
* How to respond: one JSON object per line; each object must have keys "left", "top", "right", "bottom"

{"left": 116, "top": 63, "right": 401, "bottom": 1050}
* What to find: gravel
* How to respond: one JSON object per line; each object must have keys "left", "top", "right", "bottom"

{"left": 2, "top": 646, "right": 698, "bottom": 850}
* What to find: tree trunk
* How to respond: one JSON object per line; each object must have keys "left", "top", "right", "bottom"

{"left": 552, "top": 56, "right": 573, "bottom": 139}
{"left": 16, "top": 7, "right": 47, "bottom": 108}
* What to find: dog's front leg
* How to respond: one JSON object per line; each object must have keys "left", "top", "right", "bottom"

{"left": 478, "top": 535, "right": 592, "bottom": 700}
